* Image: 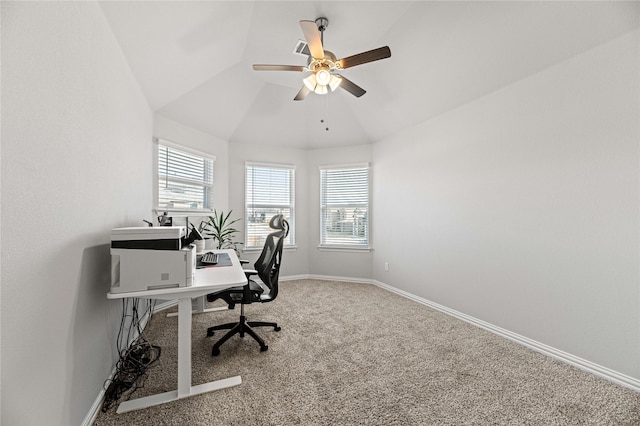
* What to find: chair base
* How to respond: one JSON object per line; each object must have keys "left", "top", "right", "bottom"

{"left": 207, "top": 315, "right": 281, "bottom": 356}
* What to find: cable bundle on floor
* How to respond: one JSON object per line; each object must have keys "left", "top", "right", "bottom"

{"left": 101, "top": 299, "right": 161, "bottom": 412}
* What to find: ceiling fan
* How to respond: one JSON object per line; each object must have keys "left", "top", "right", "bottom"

{"left": 252, "top": 17, "right": 391, "bottom": 101}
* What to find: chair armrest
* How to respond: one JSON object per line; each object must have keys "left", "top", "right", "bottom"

{"left": 244, "top": 268, "right": 258, "bottom": 278}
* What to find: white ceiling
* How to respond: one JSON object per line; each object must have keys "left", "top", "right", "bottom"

{"left": 99, "top": 1, "right": 639, "bottom": 149}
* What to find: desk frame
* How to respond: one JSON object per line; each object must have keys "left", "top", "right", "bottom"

{"left": 107, "top": 249, "right": 246, "bottom": 414}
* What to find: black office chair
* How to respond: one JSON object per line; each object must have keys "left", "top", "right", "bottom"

{"left": 206, "top": 214, "right": 289, "bottom": 356}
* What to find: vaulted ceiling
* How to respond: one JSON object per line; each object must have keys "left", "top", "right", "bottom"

{"left": 99, "top": 1, "right": 639, "bottom": 149}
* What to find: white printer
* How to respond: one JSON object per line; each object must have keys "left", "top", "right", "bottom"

{"left": 110, "top": 226, "right": 196, "bottom": 294}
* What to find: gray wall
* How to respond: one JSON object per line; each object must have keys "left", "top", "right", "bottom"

{"left": 372, "top": 30, "right": 640, "bottom": 378}
{"left": 305, "top": 145, "right": 373, "bottom": 279}
{"left": 227, "top": 143, "right": 374, "bottom": 279}
{"left": 154, "top": 114, "right": 230, "bottom": 213}
{"left": 2, "top": 3, "right": 638, "bottom": 424}
{"left": 1, "top": 2, "right": 152, "bottom": 424}
{"left": 228, "top": 142, "right": 311, "bottom": 277}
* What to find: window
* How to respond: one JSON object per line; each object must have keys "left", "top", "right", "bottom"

{"left": 155, "top": 138, "right": 215, "bottom": 212}
{"left": 245, "top": 162, "right": 295, "bottom": 248}
{"left": 320, "top": 164, "right": 370, "bottom": 247}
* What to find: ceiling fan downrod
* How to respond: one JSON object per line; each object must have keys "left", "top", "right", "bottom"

{"left": 315, "top": 17, "right": 328, "bottom": 45}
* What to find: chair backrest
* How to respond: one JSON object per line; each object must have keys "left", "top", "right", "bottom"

{"left": 254, "top": 214, "right": 289, "bottom": 301}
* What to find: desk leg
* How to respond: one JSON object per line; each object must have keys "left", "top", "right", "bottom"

{"left": 177, "top": 297, "right": 193, "bottom": 396}
{"left": 115, "top": 297, "right": 241, "bottom": 414}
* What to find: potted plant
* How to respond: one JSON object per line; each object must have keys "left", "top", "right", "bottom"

{"left": 200, "top": 210, "right": 243, "bottom": 253}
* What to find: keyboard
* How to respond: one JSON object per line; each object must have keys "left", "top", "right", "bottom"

{"left": 200, "top": 252, "right": 218, "bottom": 265}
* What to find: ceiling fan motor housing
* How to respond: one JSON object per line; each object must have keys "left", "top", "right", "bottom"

{"left": 307, "top": 50, "right": 338, "bottom": 70}
{"left": 315, "top": 17, "right": 329, "bottom": 32}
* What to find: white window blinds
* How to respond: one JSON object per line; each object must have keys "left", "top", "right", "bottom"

{"left": 156, "top": 139, "right": 215, "bottom": 211}
{"left": 245, "top": 162, "right": 295, "bottom": 248}
{"left": 320, "top": 164, "right": 369, "bottom": 247}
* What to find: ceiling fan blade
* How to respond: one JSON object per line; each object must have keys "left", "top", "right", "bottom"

{"left": 252, "top": 64, "right": 305, "bottom": 72}
{"left": 336, "top": 46, "right": 391, "bottom": 69}
{"left": 336, "top": 75, "right": 366, "bottom": 98}
{"left": 299, "top": 20, "right": 324, "bottom": 59}
{"left": 294, "top": 85, "right": 311, "bottom": 101}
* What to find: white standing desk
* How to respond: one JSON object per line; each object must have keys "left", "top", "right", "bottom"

{"left": 107, "top": 249, "right": 247, "bottom": 414}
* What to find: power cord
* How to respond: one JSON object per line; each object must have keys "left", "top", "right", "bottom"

{"left": 101, "top": 299, "right": 161, "bottom": 412}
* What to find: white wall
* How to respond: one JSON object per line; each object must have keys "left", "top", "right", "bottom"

{"left": 1, "top": 2, "right": 152, "bottom": 424}
{"left": 306, "top": 144, "right": 373, "bottom": 279}
{"left": 373, "top": 30, "right": 639, "bottom": 378}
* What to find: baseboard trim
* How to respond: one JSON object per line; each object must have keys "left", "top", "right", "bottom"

{"left": 82, "top": 384, "right": 108, "bottom": 426}
{"left": 282, "top": 273, "right": 373, "bottom": 284}
{"left": 367, "top": 278, "right": 640, "bottom": 393}
{"left": 279, "top": 274, "right": 311, "bottom": 282}
{"left": 87, "top": 274, "right": 639, "bottom": 423}
{"left": 153, "top": 299, "right": 178, "bottom": 313}
{"left": 287, "top": 274, "right": 640, "bottom": 392}
{"left": 83, "top": 299, "right": 173, "bottom": 426}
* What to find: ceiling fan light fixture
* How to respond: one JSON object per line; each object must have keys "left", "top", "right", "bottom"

{"left": 328, "top": 75, "right": 342, "bottom": 92}
{"left": 303, "top": 73, "right": 328, "bottom": 95}
{"left": 315, "top": 68, "right": 331, "bottom": 86}
{"left": 303, "top": 69, "right": 335, "bottom": 95}
{"left": 314, "top": 84, "right": 329, "bottom": 95}
{"left": 303, "top": 73, "right": 317, "bottom": 91}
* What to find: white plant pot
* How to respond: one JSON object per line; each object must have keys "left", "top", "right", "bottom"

{"left": 194, "top": 239, "right": 206, "bottom": 253}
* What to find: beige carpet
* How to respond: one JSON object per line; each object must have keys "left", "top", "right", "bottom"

{"left": 94, "top": 279, "right": 640, "bottom": 425}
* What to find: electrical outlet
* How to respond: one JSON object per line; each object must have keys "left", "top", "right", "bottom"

{"left": 384, "top": 262, "right": 389, "bottom": 271}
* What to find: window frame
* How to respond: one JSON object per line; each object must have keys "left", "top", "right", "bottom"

{"left": 244, "top": 161, "right": 296, "bottom": 250}
{"left": 153, "top": 137, "right": 216, "bottom": 215}
{"left": 319, "top": 163, "right": 371, "bottom": 251}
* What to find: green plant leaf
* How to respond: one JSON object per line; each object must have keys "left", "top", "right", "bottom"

{"left": 201, "top": 210, "right": 243, "bottom": 252}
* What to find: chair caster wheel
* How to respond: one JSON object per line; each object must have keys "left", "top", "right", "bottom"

{"left": 274, "top": 326, "right": 281, "bottom": 332}
{"left": 207, "top": 329, "right": 215, "bottom": 337}
{"left": 260, "top": 345, "right": 268, "bottom": 352}
{"left": 212, "top": 348, "right": 220, "bottom": 356}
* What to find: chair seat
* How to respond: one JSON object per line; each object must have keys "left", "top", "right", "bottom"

{"left": 206, "top": 279, "right": 264, "bottom": 308}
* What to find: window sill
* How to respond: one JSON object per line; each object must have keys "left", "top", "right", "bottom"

{"left": 153, "top": 208, "right": 214, "bottom": 218}
{"left": 243, "top": 245, "right": 298, "bottom": 253}
{"left": 317, "top": 245, "right": 372, "bottom": 253}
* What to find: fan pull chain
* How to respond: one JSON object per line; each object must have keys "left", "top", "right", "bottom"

{"left": 321, "top": 93, "right": 329, "bottom": 131}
